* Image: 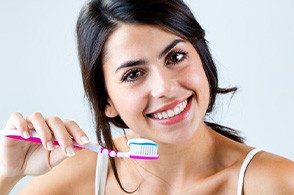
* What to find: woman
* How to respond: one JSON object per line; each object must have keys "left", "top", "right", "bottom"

{"left": 1, "top": 0, "right": 294, "bottom": 194}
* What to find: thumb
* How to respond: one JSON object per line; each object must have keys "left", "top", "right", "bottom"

{"left": 49, "top": 147, "right": 81, "bottom": 168}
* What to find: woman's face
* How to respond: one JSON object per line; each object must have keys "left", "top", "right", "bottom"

{"left": 102, "top": 24, "right": 210, "bottom": 144}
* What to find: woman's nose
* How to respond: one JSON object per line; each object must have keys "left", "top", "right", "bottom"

{"left": 150, "top": 69, "right": 178, "bottom": 98}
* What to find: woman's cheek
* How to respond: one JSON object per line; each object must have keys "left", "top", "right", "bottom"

{"left": 116, "top": 93, "right": 144, "bottom": 120}
{"left": 186, "top": 66, "right": 210, "bottom": 110}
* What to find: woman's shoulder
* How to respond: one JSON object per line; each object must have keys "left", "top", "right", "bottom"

{"left": 213, "top": 132, "right": 294, "bottom": 193}
{"left": 19, "top": 149, "right": 98, "bottom": 195}
{"left": 244, "top": 150, "right": 294, "bottom": 194}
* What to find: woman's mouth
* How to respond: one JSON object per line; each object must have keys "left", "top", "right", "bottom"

{"left": 146, "top": 95, "right": 193, "bottom": 125}
{"left": 149, "top": 100, "right": 188, "bottom": 119}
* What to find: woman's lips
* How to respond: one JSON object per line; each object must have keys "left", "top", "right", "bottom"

{"left": 147, "top": 96, "right": 192, "bottom": 125}
{"left": 150, "top": 100, "right": 188, "bottom": 119}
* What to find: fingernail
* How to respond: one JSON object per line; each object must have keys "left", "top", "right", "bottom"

{"left": 22, "top": 131, "right": 30, "bottom": 139}
{"left": 66, "top": 146, "right": 75, "bottom": 157}
{"left": 47, "top": 141, "right": 55, "bottom": 151}
{"left": 80, "top": 136, "right": 90, "bottom": 144}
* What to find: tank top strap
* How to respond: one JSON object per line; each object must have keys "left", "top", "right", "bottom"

{"left": 237, "top": 148, "right": 263, "bottom": 195}
{"left": 95, "top": 152, "right": 109, "bottom": 195}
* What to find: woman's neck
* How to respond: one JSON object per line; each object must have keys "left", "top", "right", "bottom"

{"left": 135, "top": 123, "right": 218, "bottom": 185}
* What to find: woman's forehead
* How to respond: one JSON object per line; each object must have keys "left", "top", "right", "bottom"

{"left": 102, "top": 24, "right": 183, "bottom": 64}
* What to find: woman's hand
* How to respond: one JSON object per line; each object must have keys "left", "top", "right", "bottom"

{"left": 0, "top": 112, "right": 90, "bottom": 180}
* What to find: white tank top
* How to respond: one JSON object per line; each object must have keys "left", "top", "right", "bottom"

{"left": 95, "top": 148, "right": 262, "bottom": 195}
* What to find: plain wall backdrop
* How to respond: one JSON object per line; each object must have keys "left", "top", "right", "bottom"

{"left": 0, "top": 0, "right": 293, "bottom": 194}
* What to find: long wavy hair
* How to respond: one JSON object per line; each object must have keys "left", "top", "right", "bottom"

{"left": 76, "top": 0, "right": 244, "bottom": 193}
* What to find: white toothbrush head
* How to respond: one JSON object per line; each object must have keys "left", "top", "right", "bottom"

{"left": 127, "top": 138, "right": 159, "bottom": 160}
{"left": 101, "top": 138, "right": 159, "bottom": 160}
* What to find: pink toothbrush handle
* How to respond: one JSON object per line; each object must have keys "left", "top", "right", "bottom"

{"left": 6, "top": 135, "right": 83, "bottom": 149}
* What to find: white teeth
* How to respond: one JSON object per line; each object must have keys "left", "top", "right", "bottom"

{"left": 162, "top": 112, "right": 168, "bottom": 119}
{"left": 167, "top": 110, "right": 175, "bottom": 118}
{"left": 158, "top": 113, "right": 163, "bottom": 119}
{"left": 174, "top": 107, "right": 180, "bottom": 115}
{"left": 179, "top": 104, "right": 184, "bottom": 112}
{"left": 151, "top": 100, "right": 188, "bottom": 119}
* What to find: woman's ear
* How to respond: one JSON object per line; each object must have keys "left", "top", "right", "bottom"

{"left": 105, "top": 100, "right": 118, "bottom": 118}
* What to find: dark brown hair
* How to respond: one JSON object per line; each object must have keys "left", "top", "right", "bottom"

{"left": 76, "top": 0, "right": 244, "bottom": 193}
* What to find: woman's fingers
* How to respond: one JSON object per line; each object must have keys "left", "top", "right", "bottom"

{"left": 48, "top": 146, "right": 80, "bottom": 168}
{"left": 27, "top": 112, "right": 54, "bottom": 151}
{"left": 45, "top": 116, "right": 76, "bottom": 157}
{"left": 46, "top": 120, "right": 88, "bottom": 167}
{"left": 5, "top": 112, "right": 30, "bottom": 138}
{"left": 2, "top": 112, "right": 88, "bottom": 178}
{"left": 5, "top": 112, "right": 88, "bottom": 158}
{"left": 63, "top": 119, "right": 90, "bottom": 145}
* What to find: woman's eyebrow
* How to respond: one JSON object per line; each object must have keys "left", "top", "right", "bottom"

{"left": 158, "top": 39, "right": 185, "bottom": 59}
{"left": 115, "top": 59, "right": 146, "bottom": 73}
{"left": 115, "top": 39, "right": 185, "bottom": 73}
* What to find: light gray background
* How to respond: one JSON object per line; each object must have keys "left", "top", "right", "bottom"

{"left": 0, "top": 0, "right": 293, "bottom": 194}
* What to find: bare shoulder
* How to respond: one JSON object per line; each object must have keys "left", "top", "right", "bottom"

{"left": 245, "top": 151, "right": 294, "bottom": 194}
{"left": 19, "top": 149, "right": 97, "bottom": 195}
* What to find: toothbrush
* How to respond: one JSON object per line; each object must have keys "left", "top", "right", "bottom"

{"left": 0, "top": 129, "right": 159, "bottom": 160}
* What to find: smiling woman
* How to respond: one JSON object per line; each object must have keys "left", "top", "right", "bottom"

{"left": 1, "top": 0, "right": 294, "bottom": 195}
{"left": 102, "top": 24, "right": 211, "bottom": 143}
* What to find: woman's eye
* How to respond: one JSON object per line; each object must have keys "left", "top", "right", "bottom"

{"left": 121, "top": 69, "right": 145, "bottom": 82}
{"left": 167, "top": 51, "right": 188, "bottom": 65}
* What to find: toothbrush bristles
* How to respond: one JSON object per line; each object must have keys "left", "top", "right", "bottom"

{"left": 130, "top": 144, "right": 158, "bottom": 156}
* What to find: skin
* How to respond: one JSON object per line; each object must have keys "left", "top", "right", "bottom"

{"left": 1, "top": 24, "right": 294, "bottom": 195}
{"left": 103, "top": 24, "right": 210, "bottom": 145}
